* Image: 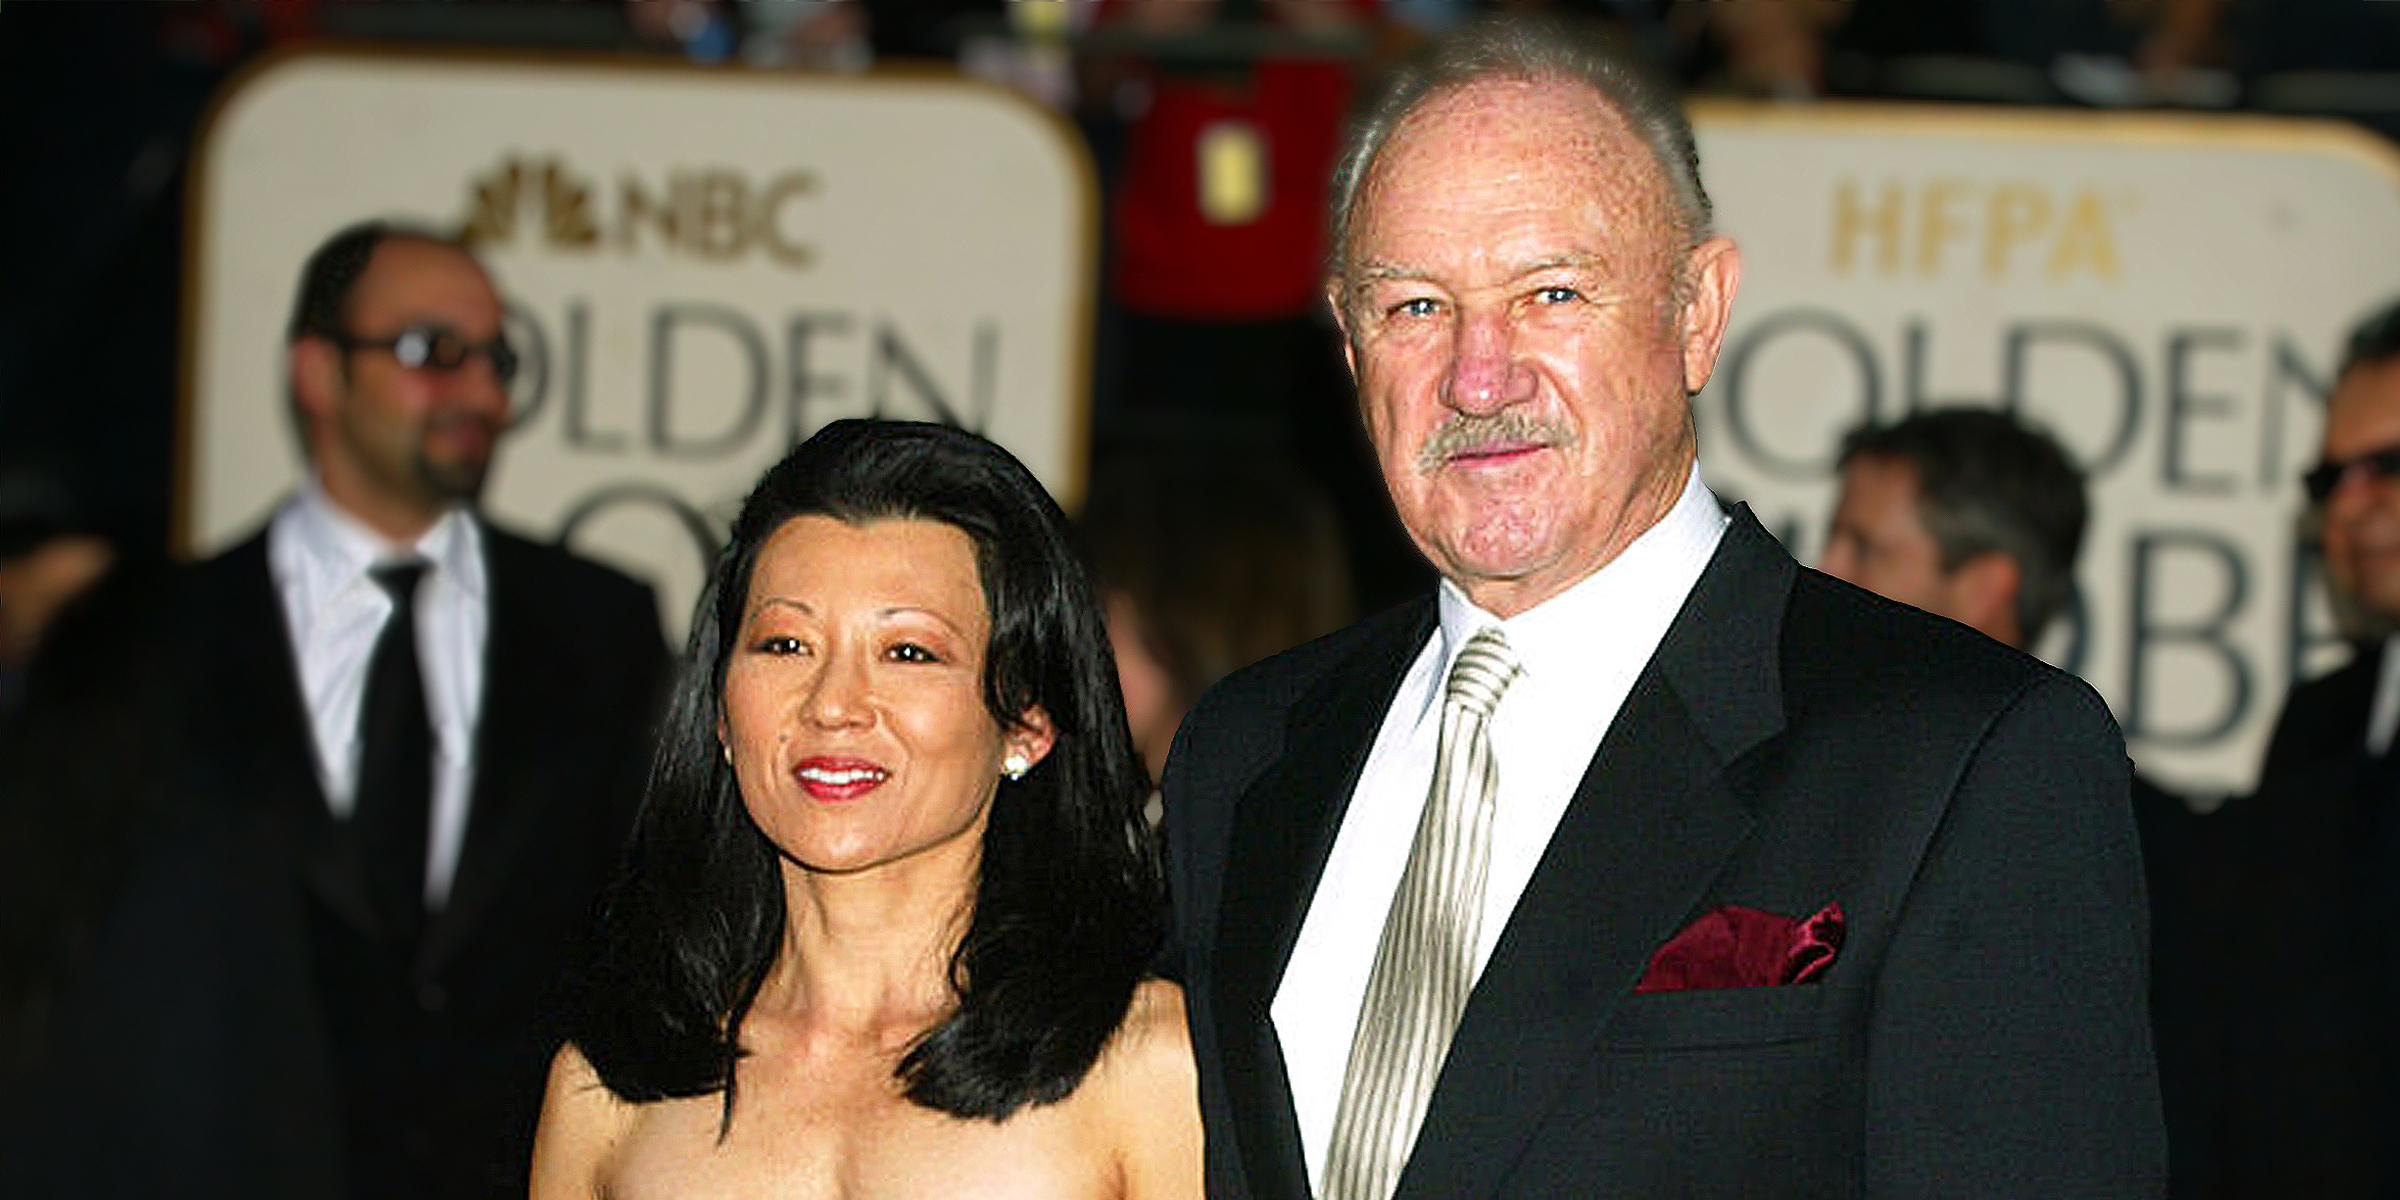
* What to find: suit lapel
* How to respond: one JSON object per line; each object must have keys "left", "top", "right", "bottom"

{"left": 416, "top": 525, "right": 554, "bottom": 977}
{"left": 1214, "top": 600, "right": 1437, "bottom": 1200}
{"left": 206, "top": 534, "right": 385, "bottom": 938}
{"left": 1397, "top": 508, "right": 1797, "bottom": 1200}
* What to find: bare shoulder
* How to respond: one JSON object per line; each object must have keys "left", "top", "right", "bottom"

{"left": 1087, "top": 979, "right": 1202, "bottom": 1200}
{"left": 1082, "top": 979, "right": 1194, "bottom": 1101}
{"left": 1118, "top": 978, "right": 1194, "bottom": 1061}
{"left": 529, "top": 1042, "right": 641, "bottom": 1200}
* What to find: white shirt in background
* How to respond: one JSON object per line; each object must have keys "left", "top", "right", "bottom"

{"left": 268, "top": 479, "right": 486, "bottom": 908}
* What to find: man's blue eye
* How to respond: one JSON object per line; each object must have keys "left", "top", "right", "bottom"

{"left": 1393, "top": 298, "right": 1441, "bottom": 318}
{"left": 1536, "top": 286, "right": 1581, "bottom": 304}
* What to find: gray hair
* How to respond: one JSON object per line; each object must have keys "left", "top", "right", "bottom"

{"left": 1327, "top": 15, "right": 1712, "bottom": 309}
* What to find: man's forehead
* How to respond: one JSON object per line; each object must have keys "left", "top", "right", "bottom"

{"left": 1355, "top": 75, "right": 1676, "bottom": 255}
{"left": 1836, "top": 457, "right": 1945, "bottom": 556}
{"left": 2327, "top": 358, "right": 2400, "bottom": 447}
{"left": 350, "top": 237, "right": 500, "bottom": 322}
{"left": 1377, "top": 76, "right": 1646, "bottom": 184}
{"left": 1843, "top": 453, "right": 1924, "bottom": 506}
{"left": 1353, "top": 250, "right": 1612, "bottom": 289}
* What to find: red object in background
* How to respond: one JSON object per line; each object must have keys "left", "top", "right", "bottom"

{"left": 161, "top": 0, "right": 321, "bottom": 68}
{"left": 1110, "top": 58, "right": 1355, "bottom": 321}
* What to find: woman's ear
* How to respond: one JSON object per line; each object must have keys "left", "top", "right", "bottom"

{"left": 1007, "top": 706, "right": 1059, "bottom": 773}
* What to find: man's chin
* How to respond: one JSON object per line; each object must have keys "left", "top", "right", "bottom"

{"left": 1430, "top": 526, "right": 1578, "bottom": 603}
{"left": 420, "top": 459, "right": 491, "bottom": 505}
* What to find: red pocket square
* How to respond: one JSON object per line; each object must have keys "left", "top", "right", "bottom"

{"left": 1633, "top": 902, "right": 1845, "bottom": 994}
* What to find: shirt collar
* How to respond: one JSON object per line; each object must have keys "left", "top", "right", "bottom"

{"left": 1432, "top": 464, "right": 1729, "bottom": 699}
{"left": 288, "top": 475, "right": 484, "bottom": 601}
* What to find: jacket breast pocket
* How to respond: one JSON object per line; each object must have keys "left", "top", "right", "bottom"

{"left": 1600, "top": 984, "right": 1830, "bottom": 1050}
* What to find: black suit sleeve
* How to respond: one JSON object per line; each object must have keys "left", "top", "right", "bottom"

{"left": 1863, "top": 673, "right": 2165, "bottom": 1198}
{"left": 1158, "top": 672, "right": 1290, "bottom": 1200}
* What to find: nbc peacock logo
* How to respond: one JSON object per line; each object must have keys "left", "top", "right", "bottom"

{"left": 459, "top": 154, "right": 816, "bottom": 268}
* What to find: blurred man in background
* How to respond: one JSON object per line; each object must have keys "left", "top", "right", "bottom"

{"left": 214, "top": 221, "right": 667, "bottom": 1199}
{"left": 5, "top": 223, "right": 667, "bottom": 1200}
{"left": 1820, "top": 407, "right": 2085, "bottom": 654}
{"left": 2198, "top": 298, "right": 2400, "bottom": 1198}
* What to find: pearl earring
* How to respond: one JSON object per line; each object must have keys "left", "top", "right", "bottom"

{"left": 1001, "top": 752, "right": 1031, "bottom": 782}
{"left": 720, "top": 743, "right": 733, "bottom": 767}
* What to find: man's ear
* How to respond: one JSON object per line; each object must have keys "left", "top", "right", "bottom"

{"left": 1326, "top": 279, "right": 1357, "bottom": 379}
{"left": 1946, "top": 551, "right": 2026, "bottom": 649}
{"left": 290, "top": 336, "right": 344, "bottom": 426}
{"left": 1008, "top": 705, "right": 1059, "bottom": 772}
{"left": 1677, "top": 236, "right": 1743, "bottom": 396}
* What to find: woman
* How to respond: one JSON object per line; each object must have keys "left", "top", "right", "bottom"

{"left": 531, "top": 420, "right": 1199, "bottom": 1199}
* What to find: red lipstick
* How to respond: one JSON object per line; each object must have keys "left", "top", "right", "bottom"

{"left": 793, "top": 756, "right": 889, "bottom": 801}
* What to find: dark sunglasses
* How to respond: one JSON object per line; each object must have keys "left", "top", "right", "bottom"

{"left": 335, "top": 323, "right": 519, "bottom": 386}
{"left": 2303, "top": 444, "right": 2400, "bottom": 503}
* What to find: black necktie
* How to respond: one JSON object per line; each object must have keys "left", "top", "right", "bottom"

{"left": 357, "top": 559, "right": 433, "bottom": 947}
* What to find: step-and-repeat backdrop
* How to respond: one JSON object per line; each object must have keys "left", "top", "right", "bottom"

{"left": 182, "top": 48, "right": 1094, "bottom": 642}
{"left": 1692, "top": 102, "right": 2400, "bottom": 796}
{"left": 184, "top": 55, "right": 2400, "bottom": 795}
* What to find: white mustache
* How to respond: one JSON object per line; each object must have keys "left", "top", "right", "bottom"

{"left": 1414, "top": 410, "right": 1574, "bottom": 474}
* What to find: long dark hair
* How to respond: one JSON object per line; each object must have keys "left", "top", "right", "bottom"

{"left": 572, "top": 419, "right": 1163, "bottom": 1122}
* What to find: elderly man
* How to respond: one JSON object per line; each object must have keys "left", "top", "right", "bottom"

{"left": 2199, "top": 299, "right": 2400, "bottom": 1196}
{"left": 1159, "top": 20, "right": 2163, "bottom": 1200}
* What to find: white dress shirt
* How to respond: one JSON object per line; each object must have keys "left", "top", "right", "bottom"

{"left": 2368, "top": 634, "right": 2400, "bottom": 758}
{"left": 268, "top": 480, "right": 487, "bottom": 907}
{"left": 1270, "top": 467, "right": 1730, "bottom": 1187}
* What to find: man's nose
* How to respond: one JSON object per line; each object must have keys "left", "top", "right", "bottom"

{"left": 2326, "top": 463, "right": 2387, "bottom": 518}
{"left": 1441, "top": 309, "right": 1536, "bottom": 413}
{"left": 443, "top": 349, "right": 511, "bottom": 415}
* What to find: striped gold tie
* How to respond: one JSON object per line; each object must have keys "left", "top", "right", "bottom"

{"left": 1323, "top": 626, "right": 1523, "bottom": 1200}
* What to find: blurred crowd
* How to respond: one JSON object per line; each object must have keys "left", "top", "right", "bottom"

{"left": 6, "top": 2, "right": 2400, "bottom": 1198}
{"left": 9, "top": 0, "right": 2400, "bottom": 606}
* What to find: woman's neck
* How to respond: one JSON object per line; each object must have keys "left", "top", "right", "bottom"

{"left": 758, "top": 848, "right": 980, "bottom": 1043}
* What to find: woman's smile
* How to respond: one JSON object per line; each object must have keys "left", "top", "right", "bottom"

{"left": 794, "top": 755, "right": 890, "bottom": 802}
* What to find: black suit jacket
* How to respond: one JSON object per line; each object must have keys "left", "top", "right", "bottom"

{"left": 2184, "top": 642, "right": 2400, "bottom": 1199}
{"left": 1162, "top": 508, "right": 2164, "bottom": 1200}
{"left": 8, "top": 519, "right": 665, "bottom": 1200}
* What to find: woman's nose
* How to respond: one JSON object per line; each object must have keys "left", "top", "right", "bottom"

{"left": 803, "top": 652, "right": 872, "bottom": 728}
